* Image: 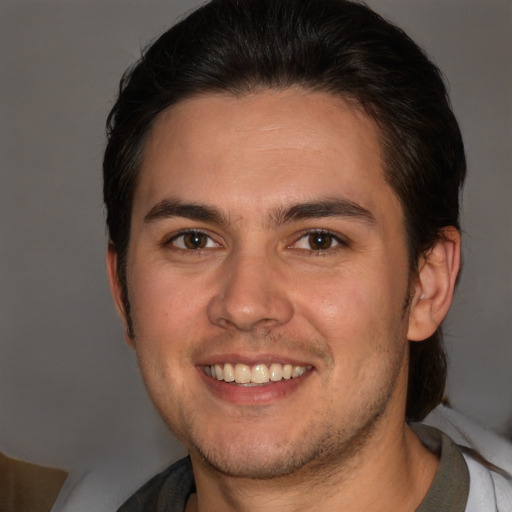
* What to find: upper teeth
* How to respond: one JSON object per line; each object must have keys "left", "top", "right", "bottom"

{"left": 205, "top": 363, "right": 311, "bottom": 384}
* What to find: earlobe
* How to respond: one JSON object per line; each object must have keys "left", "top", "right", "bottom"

{"left": 106, "top": 244, "right": 135, "bottom": 348}
{"left": 407, "top": 227, "right": 461, "bottom": 341}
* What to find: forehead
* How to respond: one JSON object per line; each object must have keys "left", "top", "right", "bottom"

{"left": 134, "top": 89, "right": 401, "bottom": 227}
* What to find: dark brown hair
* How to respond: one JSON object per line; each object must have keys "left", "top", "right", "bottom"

{"left": 104, "top": 0, "right": 466, "bottom": 421}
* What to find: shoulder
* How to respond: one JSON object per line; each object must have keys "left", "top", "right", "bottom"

{"left": 116, "top": 456, "right": 194, "bottom": 512}
{"left": 422, "top": 405, "right": 512, "bottom": 511}
{"left": 463, "top": 451, "right": 512, "bottom": 512}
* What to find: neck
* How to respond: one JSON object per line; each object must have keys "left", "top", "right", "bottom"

{"left": 188, "top": 418, "right": 438, "bottom": 512}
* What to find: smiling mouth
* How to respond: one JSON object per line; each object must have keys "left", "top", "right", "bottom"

{"left": 204, "top": 363, "right": 313, "bottom": 385}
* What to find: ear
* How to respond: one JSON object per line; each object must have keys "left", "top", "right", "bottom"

{"left": 407, "top": 227, "right": 461, "bottom": 341}
{"left": 106, "top": 244, "right": 135, "bottom": 348}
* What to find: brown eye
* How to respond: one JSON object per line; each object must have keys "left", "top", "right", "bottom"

{"left": 170, "top": 231, "right": 216, "bottom": 250}
{"left": 183, "top": 231, "right": 208, "bottom": 249}
{"left": 308, "top": 232, "right": 334, "bottom": 250}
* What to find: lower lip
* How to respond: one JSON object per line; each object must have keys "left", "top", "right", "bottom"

{"left": 197, "top": 367, "right": 313, "bottom": 405}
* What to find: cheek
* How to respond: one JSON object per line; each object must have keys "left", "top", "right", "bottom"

{"left": 296, "top": 268, "right": 407, "bottom": 362}
{"left": 127, "top": 270, "right": 205, "bottom": 406}
{"left": 128, "top": 265, "right": 211, "bottom": 351}
{"left": 297, "top": 270, "right": 386, "bottom": 333}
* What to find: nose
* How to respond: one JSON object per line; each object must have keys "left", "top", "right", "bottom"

{"left": 207, "top": 250, "right": 294, "bottom": 332}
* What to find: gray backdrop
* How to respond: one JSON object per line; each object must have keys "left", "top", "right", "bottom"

{"left": 1, "top": 0, "right": 511, "bottom": 471}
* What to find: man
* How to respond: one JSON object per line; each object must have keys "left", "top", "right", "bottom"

{"left": 103, "top": 0, "right": 511, "bottom": 510}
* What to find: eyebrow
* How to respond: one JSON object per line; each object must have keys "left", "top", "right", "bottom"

{"left": 144, "top": 199, "right": 228, "bottom": 225}
{"left": 267, "top": 198, "right": 376, "bottom": 228}
{"left": 144, "top": 197, "right": 375, "bottom": 228}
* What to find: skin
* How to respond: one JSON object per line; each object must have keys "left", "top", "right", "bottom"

{"left": 108, "top": 89, "right": 460, "bottom": 511}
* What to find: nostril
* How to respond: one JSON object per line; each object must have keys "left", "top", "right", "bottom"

{"left": 206, "top": 287, "right": 294, "bottom": 332}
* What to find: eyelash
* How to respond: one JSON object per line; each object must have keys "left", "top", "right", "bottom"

{"left": 164, "top": 230, "right": 219, "bottom": 251}
{"left": 291, "top": 230, "right": 348, "bottom": 253}
{"left": 163, "top": 229, "right": 347, "bottom": 253}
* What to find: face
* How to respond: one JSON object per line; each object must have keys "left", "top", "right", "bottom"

{"left": 111, "top": 89, "right": 417, "bottom": 479}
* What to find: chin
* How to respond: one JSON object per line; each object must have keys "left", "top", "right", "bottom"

{"left": 182, "top": 410, "right": 384, "bottom": 481}
{"left": 192, "top": 437, "right": 327, "bottom": 480}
